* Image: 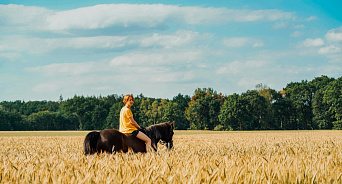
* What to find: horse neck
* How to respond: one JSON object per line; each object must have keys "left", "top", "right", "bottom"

{"left": 144, "top": 124, "right": 162, "bottom": 141}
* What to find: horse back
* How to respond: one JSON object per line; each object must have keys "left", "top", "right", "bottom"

{"left": 98, "top": 129, "right": 128, "bottom": 153}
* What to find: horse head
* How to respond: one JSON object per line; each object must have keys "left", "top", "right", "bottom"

{"left": 143, "top": 121, "right": 175, "bottom": 151}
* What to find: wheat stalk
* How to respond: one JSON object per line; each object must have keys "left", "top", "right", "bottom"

{"left": 1, "top": 131, "right": 342, "bottom": 183}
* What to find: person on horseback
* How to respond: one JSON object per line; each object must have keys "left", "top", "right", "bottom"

{"left": 119, "top": 94, "right": 153, "bottom": 152}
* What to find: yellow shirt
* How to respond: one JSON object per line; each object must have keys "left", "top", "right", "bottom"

{"left": 119, "top": 106, "right": 137, "bottom": 133}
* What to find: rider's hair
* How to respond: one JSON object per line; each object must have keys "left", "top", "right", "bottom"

{"left": 123, "top": 94, "right": 134, "bottom": 104}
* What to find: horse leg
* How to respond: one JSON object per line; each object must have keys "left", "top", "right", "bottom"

{"left": 151, "top": 139, "right": 158, "bottom": 151}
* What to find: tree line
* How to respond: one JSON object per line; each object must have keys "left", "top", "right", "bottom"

{"left": 1, "top": 75, "right": 341, "bottom": 131}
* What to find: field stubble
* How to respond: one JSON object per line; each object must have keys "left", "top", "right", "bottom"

{"left": 1, "top": 131, "right": 342, "bottom": 183}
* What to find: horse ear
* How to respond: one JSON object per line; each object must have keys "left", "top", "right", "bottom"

{"left": 170, "top": 121, "right": 175, "bottom": 128}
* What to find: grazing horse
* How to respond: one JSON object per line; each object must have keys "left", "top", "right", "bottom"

{"left": 84, "top": 121, "right": 175, "bottom": 155}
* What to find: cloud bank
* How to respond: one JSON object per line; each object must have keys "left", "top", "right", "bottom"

{"left": 0, "top": 4, "right": 295, "bottom": 33}
{"left": 1, "top": 3, "right": 341, "bottom": 101}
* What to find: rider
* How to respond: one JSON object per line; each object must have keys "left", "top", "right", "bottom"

{"left": 119, "top": 94, "right": 153, "bottom": 152}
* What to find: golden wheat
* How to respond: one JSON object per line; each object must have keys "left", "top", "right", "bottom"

{"left": 1, "top": 131, "right": 342, "bottom": 183}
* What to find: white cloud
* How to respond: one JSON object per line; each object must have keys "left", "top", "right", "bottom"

{"left": 180, "top": 8, "right": 293, "bottom": 24}
{"left": 62, "top": 36, "right": 129, "bottom": 49}
{"left": 110, "top": 50, "right": 202, "bottom": 67}
{"left": 32, "top": 81, "right": 65, "bottom": 92}
{"left": 27, "top": 62, "right": 98, "bottom": 76}
{"left": 293, "top": 24, "right": 306, "bottom": 29}
{"left": 252, "top": 42, "right": 264, "bottom": 47}
{"left": 0, "top": 36, "right": 52, "bottom": 54}
{"left": 1, "top": 4, "right": 295, "bottom": 32}
{"left": 305, "top": 16, "right": 317, "bottom": 21}
{"left": 216, "top": 60, "right": 268, "bottom": 74}
{"left": 215, "top": 59, "right": 281, "bottom": 91}
{"left": 107, "top": 49, "right": 210, "bottom": 84}
{"left": 0, "top": 4, "right": 52, "bottom": 28}
{"left": 3, "top": 3, "right": 338, "bottom": 102}
{"left": 223, "top": 37, "right": 264, "bottom": 48}
{"left": 325, "top": 54, "right": 342, "bottom": 63}
{"left": 273, "top": 23, "right": 306, "bottom": 30}
{"left": 149, "top": 71, "right": 195, "bottom": 82}
{"left": 272, "top": 22, "right": 288, "bottom": 30}
{"left": 237, "top": 78, "right": 261, "bottom": 87}
{"left": 223, "top": 37, "right": 249, "bottom": 47}
{"left": 302, "top": 38, "right": 324, "bottom": 47}
{"left": 325, "top": 27, "right": 342, "bottom": 42}
{"left": 28, "top": 61, "right": 120, "bottom": 93}
{"left": 0, "top": 35, "right": 129, "bottom": 54}
{"left": 28, "top": 49, "right": 203, "bottom": 94}
{"left": 0, "top": 52, "right": 21, "bottom": 60}
{"left": 291, "top": 31, "right": 303, "bottom": 37}
{"left": 31, "top": 74, "right": 117, "bottom": 93}
{"left": 45, "top": 4, "right": 170, "bottom": 31}
{"left": 139, "top": 30, "right": 209, "bottom": 48}
{"left": 318, "top": 45, "right": 341, "bottom": 54}
{"left": 297, "top": 27, "right": 342, "bottom": 57}
{"left": 0, "top": 31, "right": 206, "bottom": 54}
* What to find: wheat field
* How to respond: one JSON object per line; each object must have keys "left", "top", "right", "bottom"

{"left": 1, "top": 130, "right": 342, "bottom": 183}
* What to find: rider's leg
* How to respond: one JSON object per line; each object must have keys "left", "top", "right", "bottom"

{"left": 136, "top": 131, "right": 153, "bottom": 152}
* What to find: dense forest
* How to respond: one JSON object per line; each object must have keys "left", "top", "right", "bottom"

{"left": 1, "top": 75, "right": 341, "bottom": 131}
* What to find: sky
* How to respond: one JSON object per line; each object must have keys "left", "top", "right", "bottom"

{"left": 1, "top": 0, "right": 342, "bottom": 101}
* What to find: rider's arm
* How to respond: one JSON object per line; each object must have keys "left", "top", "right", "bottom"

{"left": 128, "top": 117, "right": 141, "bottom": 130}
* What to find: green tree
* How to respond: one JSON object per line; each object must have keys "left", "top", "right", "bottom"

{"left": 92, "top": 105, "right": 108, "bottom": 130}
{"left": 173, "top": 93, "right": 191, "bottom": 110}
{"left": 60, "top": 96, "right": 97, "bottom": 130}
{"left": 311, "top": 76, "right": 335, "bottom": 129}
{"left": 219, "top": 93, "right": 252, "bottom": 130}
{"left": 27, "top": 111, "right": 55, "bottom": 130}
{"left": 151, "top": 100, "right": 160, "bottom": 124}
{"left": 19, "top": 101, "right": 59, "bottom": 116}
{"left": 159, "top": 99, "right": 168, "bottom": 122}
{"left": 2, "top": 100, "right": 23, "bottom": 113}
{"left": 269, "top": 91, "right": 290, "bottom": 130}
{"left": 106, "top": 102, "right": 123, "bottom": 129}
{"left": 138, "top": 98, "right": 152, "bottom": 127}
{"left": 0, "top": 110, "right": 12, "bottom": 130}
{"left": 162, "top": 101, "right": 186, "bottom": 129}
{"left": 241, "top": 90, "right": 268, "bottom": 130}
{"left": 172, "top": 93, "right": 190, "bottom": 129}
{"left": 81, "top": 111, "right": 94, "bottom": 130}
{"left": 323, "top": 77, "right": 342, "bottom": 129}
{"left": 187, "top": 102, "right": 202, "bottom": 130}
{"left": 102, "top": 94, "right": 123, "bottom": 110}
{"left": 284, "top": 80, "right": 315, "bottom": 129}
{"left": 130, "top": 95, "right": 142, "bottom": 124}
{"left": 187, "top": 93, "right": 220, "bottom": 130}
{"left": 255, "top": 84, "right": 282, "bottom": 129}
{"left": 64, "top": 114, "right": 80, "bottom": 130}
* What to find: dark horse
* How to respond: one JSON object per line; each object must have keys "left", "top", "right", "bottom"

{"left": 84, "top": 121, "right": 175, "bottom": 155}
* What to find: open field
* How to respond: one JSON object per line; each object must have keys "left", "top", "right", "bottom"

{"left": 1, "top": 130, "right": 342, "bottom": 183}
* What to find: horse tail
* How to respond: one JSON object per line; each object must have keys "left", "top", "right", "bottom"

{"left": 84, "top": 131, "right": 100, "bottom": 155}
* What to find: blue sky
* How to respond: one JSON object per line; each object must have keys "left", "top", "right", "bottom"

{"left": 1, "top": 0, "right": 342, "bottom": 101}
